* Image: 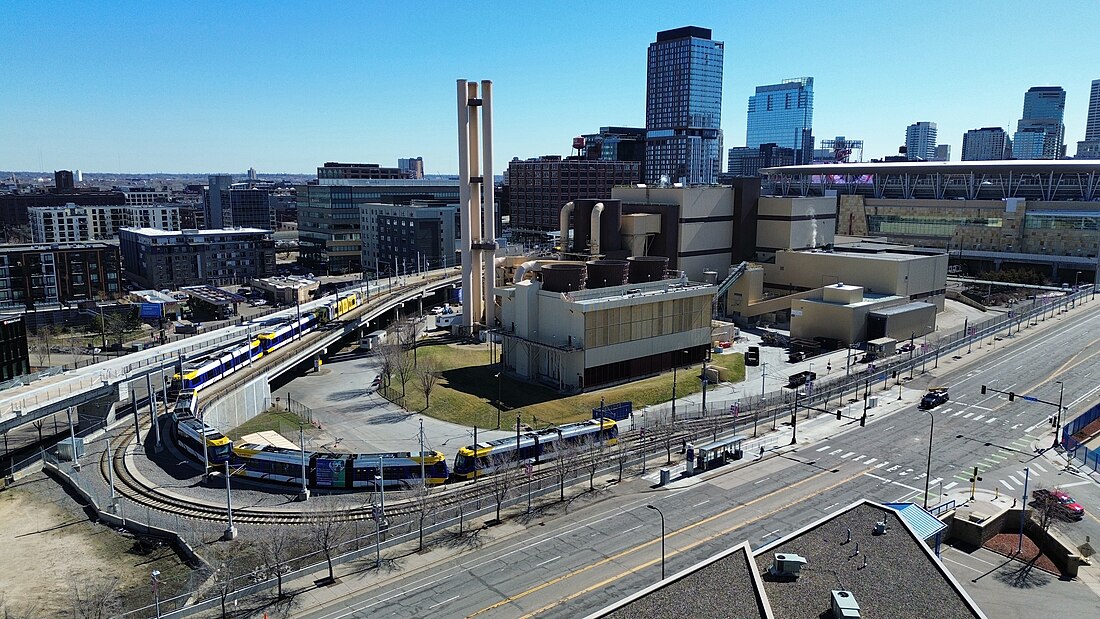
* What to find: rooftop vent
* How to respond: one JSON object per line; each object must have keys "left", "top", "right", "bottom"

{"left": 770, "top": 553, "right": 807, "bottom": 578}
{"left": 873, "top": 515, "right": 888, "bottom": 535}
{"left": 830, "top": 590, "right": 861, "bottom": 618}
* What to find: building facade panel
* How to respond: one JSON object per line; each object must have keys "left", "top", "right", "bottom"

{"left": 0, "top": 243, "right": 122, "bottom": 310}
{"left": 119, "top": 227, "right": 275, "bottom": 289}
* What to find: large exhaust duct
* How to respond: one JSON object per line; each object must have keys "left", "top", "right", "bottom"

{"left": 559, "top": 201, "right": 574, "bottom": 253}
{"left": 589, "top": 202, "right": 604, "bottom": 256}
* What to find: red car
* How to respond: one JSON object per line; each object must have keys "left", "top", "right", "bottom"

{"left": 1032, "top": 488, "right": 1084, "bottom": 520}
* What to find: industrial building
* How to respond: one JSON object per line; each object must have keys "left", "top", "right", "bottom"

{"left": 760, "top": 160, "right": 1100, "bottom": 285}
{"left": 250, "top": 275, "right": 318, "bottom": 305}
{"left": 507, "top": 156, "right": 641, "bottom": 234}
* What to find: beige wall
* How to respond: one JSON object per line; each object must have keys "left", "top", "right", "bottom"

{"left": 766, "top": 250, "right": 947, "bottom": 308}
{"left": 757, "top": 196, "right": 837, "bottom": 252}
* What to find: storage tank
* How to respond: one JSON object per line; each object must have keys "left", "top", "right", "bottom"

{"left": 585, "top": 260, "right": 630, "bottom": 289}
{"left": 627, "top": 256, "right": 668, "bottom": 283}
{"left": 703, "top": 270, "right": 719, "bottom": 285}
{"left": 540, "top": 262, "right": 587, "bottom": 293}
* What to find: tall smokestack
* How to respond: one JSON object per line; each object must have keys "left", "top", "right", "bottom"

{"left": 456, "top": 79, "right": 497, "bottom": 332}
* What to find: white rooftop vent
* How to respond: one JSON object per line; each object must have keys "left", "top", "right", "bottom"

{"left": 770, "top": 553, "right": 807, "bottom": 578}
{"left": 831, "top": 590, "right": 861, "bottom": 618}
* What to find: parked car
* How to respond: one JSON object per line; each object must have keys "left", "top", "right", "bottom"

{"left": 898, "top": 342, "right": 916, "bottom": 353}
{"left": 1032, "top": 488, "right": 1084, "bottom": 520}
{"left": 919, "top": 388, "right": 949, "bottom": 410}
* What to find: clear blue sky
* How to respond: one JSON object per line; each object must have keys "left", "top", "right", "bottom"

{"left": 1, "top": 1, "right": 1096, "bottom": 175}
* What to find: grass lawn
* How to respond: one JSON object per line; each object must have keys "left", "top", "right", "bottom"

{"left": 381, "top": 336, "right": 746, "bottom": 430}
{"left": 226, "top": 408, "right": 312, "bottom": 441}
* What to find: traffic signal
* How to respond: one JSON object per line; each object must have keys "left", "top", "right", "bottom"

{"left": 981, "top": 385, "right": 987, "bottom": 395}
{"left": 1009, "top": 392, "right": 1015, "bottom": 402}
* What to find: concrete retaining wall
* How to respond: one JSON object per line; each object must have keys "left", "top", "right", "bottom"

{"left": 202, "top": 374, "right": 271, "bottom": 431}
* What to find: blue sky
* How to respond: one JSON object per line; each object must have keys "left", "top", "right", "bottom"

{"left": 1, "top": 1, "right": 1097, "bottom": 175}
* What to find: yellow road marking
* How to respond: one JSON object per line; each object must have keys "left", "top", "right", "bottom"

{"left": 466, "top": 465, "right": 870, "bottom": 619}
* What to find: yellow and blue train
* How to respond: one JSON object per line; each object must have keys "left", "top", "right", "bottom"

{"left": 174, "top": 292, "right": 360, "bottom": 392}
{"left": 452, "top": 418, "right": 619, "bottom": 480}
{"left": 171, "top": 390, "right": 233, "bottom": 464}
{"left": 229, "top": 443, "right": 449, "bottom": 489}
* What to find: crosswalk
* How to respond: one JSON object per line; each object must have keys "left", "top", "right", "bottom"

{"left": 942, "top": 407, "right": 1001, "bottom": 425}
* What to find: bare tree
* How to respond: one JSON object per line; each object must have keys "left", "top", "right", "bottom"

{"left": 69, "top": 575, "right": 120, "bottom": 619}
{"left": 486, "top": 455, "right": 522, "bottom": 523}
{"left": 306, "top": 500, "right": 352, "bottom": 584}
{"left": 550, "top": 436, "right": 579, "bottom": 502}
{"left": 580, "top": 435, "right": 603, "bottom": 491}
{"left": 0, "top": 593, "right": 41, "bottom": 619}
{"left": 409, "top": 483, "right": 440, "bottom": 551}
{"left": 377, "top": 341, "right": 400, "bottom": 394}
{"left": 416, "top": 360, "right": 439, "bottom": 408}
{"left": 613, "top": 434, "right": 630, "bottom": 483}
{"left": 1031, "top": 487, "right": 1070, "bottom": 532}
{"left": 392, "top": 345, "right": 415, "bottom": 401}
{"left": 654, "top": 414, "right": 679, "bottom": 464}
{"left": 259, "top": 527, "right": 297, "bottom": 599}
{"left": 205, "top": 541, "right": 241, "bottom": 619}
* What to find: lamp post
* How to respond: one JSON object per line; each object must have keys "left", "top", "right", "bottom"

{"left": 223, "top": 461, "right": 238, "bottom": 540}
{"left": 671, "top": 361, "right": 678, "bottom": 421}
{"left": 1052, "top": 381, "right": 1064, "bottom": 449}
{"left": 151, "top": 570, "right": 162, "bottom": 619}
{"left": 922, "top": 407, "right": 934, "bottom": 509}
{"left": 646, "top": 504, "right": 665, "bottom": 580}
{"left": 1017, "top": 467, "right": 1030, "bottom": 554}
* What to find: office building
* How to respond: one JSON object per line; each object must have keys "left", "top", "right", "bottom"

{"left": 725, "top": 143, "right": 795, "bottom": 178}
{"left": 1076, "top": 79, "right": 1100, "bottom": 159}
{"left": 904, "top": 122, "right": 938, "bottom": 161}
{"left": 397, "top": 157, "right": 425, "bottom": 179}
{"left": 581, "top": 127, "right": 647, "bottom": 163}
{"left": 1016, "top": 86, "right": 1066, "bottom": 159}
{"left": 645, "top": 26, "right": 724, "bottom": 185}
{"left": 29, "top": 204, "right": 180, "bottom": 243}
{"left": 119, "top": 227, "right": 275, "bottom": 289}
{"left": 360, "top": 200, "right": 460, "bottom": 274}
{"left": 121, "top": 188, "right": 173, "bottom": 205}
{"left": 1011, "top": 129, "right": 1047, "bottom": 159}
{"left": 203, "top": 176, "right": 276, "bottom": 231}
{"left": 507, "top": 156, "right": 641, "bottom": 234}
{"left": 53, "top": 170, "right": 74, "bottom": 191}
{"left": 747, "top": 77, "right": 814, "bottom": 165}
{"left": 0, "top": 314, "right": 31, "bottom": 381}
{"left": 0, "top": 190, "right": 126, "bottom": 229}
{"left": 934, "top": 144, "right": 951, "bottom": 161}
{"left": 297, "top": 177, "right": 460, "bottom": 273}
{"left": 0, "top": 242, "right": 123, "bottom": 310}
{"left": 317, "top": 162, "right": 407, "bottom": 181}
{"left": 961, "top": 127, "right": 1010, "bottom": 160}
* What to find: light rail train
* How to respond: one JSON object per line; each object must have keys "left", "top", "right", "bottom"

{"left": 451, "top": 418, "right": 619, "bottom": 480}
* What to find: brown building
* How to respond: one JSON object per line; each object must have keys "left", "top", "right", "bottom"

{"left": 507, "top": 156, "right": 641, "bottom": 234}
{"left": 0, "top": 314, "right": 31, "bottom": 382}
{"left": 316, "top": 162, "right": 409, "bottom": 181}
{"left": 0, "top": 242, "right": 123, "bottom": 310}
{"left": 0, "top": 190, "right": 127, "bottom": 229}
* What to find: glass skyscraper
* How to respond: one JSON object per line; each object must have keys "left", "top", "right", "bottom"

{"left": 1015, "top": 86, "right": 1066, "bottom": 159}
{"left": 746, "top": 77, "right": 814, "bottom": 165}
{"left": 645, "top": 26, "right": 724, "bottom": 185}
{"left": 904, "top": 121, "right": 938, "bottom": 161}
{"left": 1076, "top": 79, "right": 1100, "bottom": 159}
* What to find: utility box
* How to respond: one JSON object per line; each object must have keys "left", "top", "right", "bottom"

{"left": 56, "top": 437, "right": 85, "bottom": 462}
{"left": 659, "top": 468, "right": 671, "bottom": 486}
{"left": 867, "top": 396, "right": 878, "bottom": 409}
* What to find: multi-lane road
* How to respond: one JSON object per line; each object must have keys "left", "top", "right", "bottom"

{"left": 292, "top": 303, "right": 1100, "bottom": 618}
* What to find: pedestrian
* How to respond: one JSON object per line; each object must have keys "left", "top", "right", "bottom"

{"left": 827, "top": 362, "right": 832, "bottom": 373}
{"left": 759, "top": 445, "right": 765, "bottom": 459}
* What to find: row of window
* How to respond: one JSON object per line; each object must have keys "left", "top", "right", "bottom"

{"left": 583, "top": 296, "right": 710, "bottom": 348}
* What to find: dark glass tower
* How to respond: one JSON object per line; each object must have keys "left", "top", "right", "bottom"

{"left": 644, "top": 26, "right": 724, "bottom": 185}
{"left": 746, "top": 77, "right": 814, "bottom": 165}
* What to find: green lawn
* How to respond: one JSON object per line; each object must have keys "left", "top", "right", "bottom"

{"left": 380, "top": 337, "right": 747, "bottom": 430}
{"left": 227, "top": 408, "right": 312, "bottom": 441}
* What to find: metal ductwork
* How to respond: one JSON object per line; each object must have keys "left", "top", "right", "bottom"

{"left": 589, "top": 202, "right": 604, "bottom": 256}
{"left": 558, "top": 201, "right": 574, "bottom": 252}
{"left": 513, "top": 260, "right": 540, "bottom": 283}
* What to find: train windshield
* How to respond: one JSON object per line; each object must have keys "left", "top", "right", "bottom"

{"left": 209, "top": 443, "right": 232, "bottom": 461}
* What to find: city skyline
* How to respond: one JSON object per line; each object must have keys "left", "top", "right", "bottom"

{"left": 1, "top": 1, "right": 1097, "bottom": 174}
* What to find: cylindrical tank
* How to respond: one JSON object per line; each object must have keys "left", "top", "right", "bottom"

{"left": 540, "top": 262, "right": 587, "bottom": 293}
{"left": 627, "top": 256, "right": 668, "bottom": 283}
{"left": 703, "top": 270, "right": 719, "bottom": 285}
{"left": 585, "top": 260, "right": 630, "bottom": 289}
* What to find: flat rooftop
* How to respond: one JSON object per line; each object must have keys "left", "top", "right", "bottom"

{"left": 761, "top": 159, "right": 1100, "bottom": 175}
{"left": 121, "top": 226, "right": 271, "bottom": 236}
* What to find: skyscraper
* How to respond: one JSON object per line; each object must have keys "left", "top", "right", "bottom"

{"left": 961, "top": 127, "right": 1011, "bottom": 161}
{"left": 747, "top": 77, "right": 814, "bottom": 165}
{"left": 645, "top": 26, "right": 724, "bottom": 185}
{"left": 398, "top": 157, "right": 425, "bottom": 179}
{"left": 904, "top": 122, "right": 938, "bottom": 161}
{"left": 1076, "top": 79, "right": 1100, "bottom": 159}
{"left": 1015, "top": 86, "right": 1066, "bottom": 159}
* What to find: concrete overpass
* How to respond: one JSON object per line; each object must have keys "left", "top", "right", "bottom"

{"left": 0, "top": 270, "right": 460, "bottom": 435}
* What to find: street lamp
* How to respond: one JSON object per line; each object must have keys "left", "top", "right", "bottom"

{"left": 646, "top": 504, "right": 665, "bottom": 580}
{"left": 671, "top": 349, "right": 687, "bottom": 421}
{"left": 151, "top": 570, "right": 162, "bottom": 619}
{"left": 1052, "top": 381, "right": 1064, "bottom": 449}
{"left": 921, "top": 407, "right": 934, "bottom": 509}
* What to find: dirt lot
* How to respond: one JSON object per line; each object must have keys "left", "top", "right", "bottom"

{"left": 0, "top": 473, "right": 194, "bottom": 617}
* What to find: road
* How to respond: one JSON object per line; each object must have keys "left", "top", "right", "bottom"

{"left": 292, "top": 301, "right": 1100, "bottom": 618}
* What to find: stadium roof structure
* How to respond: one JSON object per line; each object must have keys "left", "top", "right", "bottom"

{"left": 759, "top": 159, "right": 1100, "bottom": 201}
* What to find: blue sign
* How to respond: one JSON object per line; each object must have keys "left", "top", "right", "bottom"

{"left": 1020, "top": 395, "right": 1039, "bottom": 402}
{"left": 593, "top": 401, "right": 632, "bottom": 421}
{"left": 140, "top": 303, "right": 163, "bottom": 319}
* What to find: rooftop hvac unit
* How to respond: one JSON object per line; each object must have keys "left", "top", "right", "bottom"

{"left": 830, "top": 590, "right": 861, "bottom": 618}
{"left": 769, "top": 553, "right": 807, "bottom": 578}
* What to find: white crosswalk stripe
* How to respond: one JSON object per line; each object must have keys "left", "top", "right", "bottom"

{"left": 1009, "top": 475, "right": 1022, "bottom": 485}
{"left": 930, "top": 477, "right": 943, "bottom": 485}
{"left": 1000, "top": 479, "right": 1014, "bottom": 490}
{"left": 853, "top": 455, "right": 866, "bottom": 461}
{"left": 876, "top": 461, "right": 888, "bottom": 468}
{"left": 864, "top": 458, "right": 877, "bottom": 465}
{"left": 953, "top": 410, "right": 964, "bottom": 417}
{"left": 830, "top": 449, "right": 844, "bottom": 455}
{"left": 841, "top": 452, "right": 855, "bottom": 459}
{"left": 1032, "top": 462, "right": 1048, "bottom": 473}
{"left": 816, "top": 445, "right": 832, "bottom": 452}
{"left": 943, "top": 481, "right": 959, "bottom": 490}
{"left": 974, "top": 414, "right": 985, "bottom": 421}
{"left": 963, "top": 412, "right": 974, "bottom": 418}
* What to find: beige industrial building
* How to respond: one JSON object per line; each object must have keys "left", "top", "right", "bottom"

{"left": 251, "top": 275, "right": 318, "bottom": 305}
{"left": 790, "top": 283, "right": 937, "bottom": 346}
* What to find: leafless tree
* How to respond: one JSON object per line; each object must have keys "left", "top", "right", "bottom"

{"left": 409, "top": 483, "right": 440, "bottom": 551}
{"left": 1031, "top": 487, "right": 1070, "bottom": 531}
{"left": 259, "top": 526, "right": 297, "bottom": 599}
{"left": 0, "top": 593, "right": 41, "bottom": 619}
{"left": 306, "top": 500, "right": 353, "bottom": 584}
{"left": 205, "top": 541, "right": 242, "bottom": 619}
{"left": 392, "top": 345, "right": 415, "bottom": 401}
{"left": 416, "top": 360, "right": 439, "bottom": 408}
{"left": 486, "top": 455, "right": 522, "bottom": 523}
{"left": 613, "top": 434, "right": 630, "bottom": 483}
{"left": 580, "top": 435, "right": 603, "bottom": 491}
{"left": 550, "top": 435, "right": 579, "bottom": 502}
{"left": 654, "top": 413, "right": 679, "bottom": 464}
{"left": 68, "top": 575, "right": 120, "bottom": 619}
{"left": 377, "top": 341, "right": 400, "bottom": 394}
